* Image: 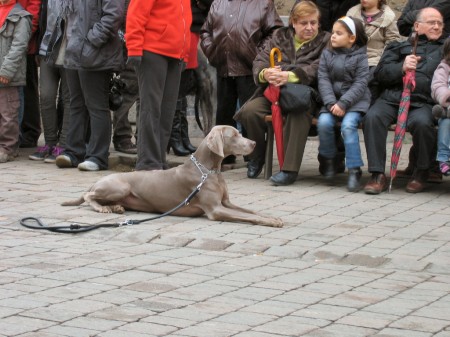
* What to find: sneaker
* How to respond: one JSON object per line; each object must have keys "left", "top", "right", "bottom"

{"left": 56, "top": 154, "right": 74, "bottom": 168}
{"left": 44, "top": 146, "right": 65, "bottom": 163}
{"left": 78, "top": 160, "right": 100, "bottom": 171}
{"left": 29, "top": 145, "right": 52, "bottom": 161}
{"left": 439, "top": 161, "right": 450, "bottom": 176}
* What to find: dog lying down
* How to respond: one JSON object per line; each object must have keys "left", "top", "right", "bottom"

{"left": 61, "top": 126, "right": 283, "bottom": 228}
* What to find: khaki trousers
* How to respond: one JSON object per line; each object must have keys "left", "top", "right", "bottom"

{"left": 235, "top": 95, "right": 312, "bottom": 172}
{"left": 0, "top": 86, "right": 20, "bottom": 155}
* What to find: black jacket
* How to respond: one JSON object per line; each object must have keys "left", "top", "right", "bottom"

{"left": 374, "top": 34, "right": 445, "bottom": 107}
{"left": 191, "top": 0, "right": 213, "bottom": 33}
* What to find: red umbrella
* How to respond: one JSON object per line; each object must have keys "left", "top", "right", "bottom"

{"left": 389, "top": 32, "right": 419, "bottom": 192}
{"left": 263, "top": 47, "right": 284, "bottom": 168}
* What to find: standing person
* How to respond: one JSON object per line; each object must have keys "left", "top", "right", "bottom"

{"left": 55, "top": 0, "right": 124, "bottom": 171}
{"left": 168, "top": 0, "right": 213, "bottom": 157}
{"left": 317, "top": 16, "right": 370, "bottom": 192}
{"left": 431, "top": 37, "right": 450, "bottom": 176}
{"left": 0, "top": 0, "right": 31, "bottom": 162}
{"left": 363, "top": 7, "right": 445, "bottom": 194}
{"left": 315, "top": 0, "right": 359, "bottom": 32}
{"left": 235, "top": 1, "right": 330, "bottom": 185}
{"left": 126, "top": 0, "right": 192, "bottom": 171}
{"left": 200, "top": 0, "right": 283, "bottom": 164}
{"left": 347, "top": 0, "right": 400, "bottom": 102}
{"left": 29, "top": 0, "right": 71, "bottom": 163}
{"left": 397, "top": 0, "right": 450, "bottom": 37}
{"left": 17, "top": 0, "right": 40, "bottom": 148}
{"left": 112, "top": 0, "right": 138, "bottom": 155}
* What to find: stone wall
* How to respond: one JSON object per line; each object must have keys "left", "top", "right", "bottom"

{"left": 274, "top": 0, "right": 408, "bottom": 17}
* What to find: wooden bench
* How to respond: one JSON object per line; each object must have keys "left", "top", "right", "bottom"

{"left": 263, "top": 115, "right": 399, "bottom": 179}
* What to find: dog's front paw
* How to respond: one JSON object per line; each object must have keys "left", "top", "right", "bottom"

{"left": 272, "top": 218, "right": 283, "bottom": 228}
{"left": 110, "top": 205, "right": 125, "bottom": 214}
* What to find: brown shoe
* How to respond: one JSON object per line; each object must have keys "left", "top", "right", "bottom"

{"left": 406, "top": 169, "right": 428, "bottom": 193}
{"left": 364, "top": 173, "right": 388, "bottom": 195}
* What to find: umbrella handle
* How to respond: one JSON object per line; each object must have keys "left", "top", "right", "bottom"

{"left": 269, "top": 47, "right": 282, "bottom": 68}
{"left": 410, "top": 32, "right": 419, "bottom": 56}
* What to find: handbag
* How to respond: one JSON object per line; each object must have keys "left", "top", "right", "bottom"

{"left": 44, "top": 15, "right": 65, "bottom": 66}
{"left": 279, "top": 83, "right": 319, "bottom": 115}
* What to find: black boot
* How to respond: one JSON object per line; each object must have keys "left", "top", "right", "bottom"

{"left": 168, "top": 109, "right": 190, "bottom": 156}
{"left": 180, "top": 97, "right": 196, "bottom": 153}
{"left": 323, "top": 159, "right": 335, "bottom": 179}
{"left": 347, "top": 168, "right": 362, "bottom": 192}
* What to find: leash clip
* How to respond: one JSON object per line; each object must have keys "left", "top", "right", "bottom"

{"left": 119, "top": 219, "right": 134, "bottom": 226}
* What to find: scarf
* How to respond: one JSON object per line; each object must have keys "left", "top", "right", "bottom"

{"left": 0, "top": 0, "right": 16, "bottom": 28}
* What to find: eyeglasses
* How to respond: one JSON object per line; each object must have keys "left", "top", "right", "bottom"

{"left": 418, "top": 20, "right": 444, "bottom": 27}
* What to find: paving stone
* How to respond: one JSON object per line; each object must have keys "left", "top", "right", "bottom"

{"left": 388, "top": 316, "right": 450, "bottom": 333}
{"left": 186, "top": 238, "right": 233, "bottom": 251}
{"left": 117, "top": 321, "right": 178, "bottom": 335}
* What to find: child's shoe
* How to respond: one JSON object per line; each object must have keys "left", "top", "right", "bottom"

{"left": 44, "top": 146, "right": 65, "bottom": 163}
{"left": 323, "top": 159, "right": 335, "bottom": 179}
{"left": 439, "top": 161, "right": 450, "bottom": 176}
{"left": 29, "top": 145, "right": 52, "bottom": 161}
{"left": 347, "top": 167, "right": 362, "bottom": 192}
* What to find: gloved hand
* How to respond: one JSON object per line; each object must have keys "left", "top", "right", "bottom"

{"left": 127, "top": 56, "right": 142, "bottom": 69}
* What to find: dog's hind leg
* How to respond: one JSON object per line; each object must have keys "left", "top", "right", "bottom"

{"left": 83, "top": 192, "right": 121, "bottom": 214}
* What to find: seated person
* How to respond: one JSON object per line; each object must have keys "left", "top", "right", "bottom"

{"left": 234, "top": 0, "right": 330, "bottom": 186}
{"left": 363, "top": 7, "right": 445, "bottom": 194}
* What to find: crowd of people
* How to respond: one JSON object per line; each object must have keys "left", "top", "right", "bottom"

{"left": 0, "top": 0, "right": 449, "bottom": 196}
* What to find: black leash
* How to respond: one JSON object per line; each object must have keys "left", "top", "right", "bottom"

{"left": 20, "top": 155, "right": 219, "bottom": 234}
{"left": 20, "top": 186, "right": 202, "bottom": 233}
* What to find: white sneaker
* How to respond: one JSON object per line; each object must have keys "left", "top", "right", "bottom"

{"left": 78, "top": 160, "right": 100, "bottom": 171}
{"left": 0, "top": 152, "right": 9, "bottom": 163}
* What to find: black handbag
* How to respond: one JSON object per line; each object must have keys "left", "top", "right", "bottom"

{"left": 279, "top": 83, "right": 319, "bottom": 115}
{"left": 44, "top": 15, "right": 65, "bottom": 66}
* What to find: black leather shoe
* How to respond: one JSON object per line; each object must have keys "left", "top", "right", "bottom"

{"left": 247, "top": 160, "right": 264, "bottom": 179}
{"left": 270, "top": 170, "right": 298, "bottom": 186}
{"left": 347, "top": 168, "right": 362, "bottom": 192}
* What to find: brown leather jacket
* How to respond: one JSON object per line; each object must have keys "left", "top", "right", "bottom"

{"left": 200, "top": 0, "right": 283, "bottom": 77}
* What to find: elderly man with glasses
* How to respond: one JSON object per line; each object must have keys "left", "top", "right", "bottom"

{"left": 363, "top": 7, "right": 446, "bottom": 195}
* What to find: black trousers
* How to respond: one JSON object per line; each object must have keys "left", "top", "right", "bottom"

{"left": 64, "top": 69, "right": 112, "bottom": 169}
{"left": 363, "top": 99, "right": 436, "bottom": 173}
{"left": 136, "top": 51, "right": 183, "bottom": 170}
{"left": 216, "top": 75, "right": 256, "bottom": 132}
{"left": 20, "top": 55, "right": 41, "bottom": 146}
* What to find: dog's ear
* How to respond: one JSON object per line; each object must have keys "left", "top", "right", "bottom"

{"left": 206, "top": 128, "right": 224, "bottom": 157}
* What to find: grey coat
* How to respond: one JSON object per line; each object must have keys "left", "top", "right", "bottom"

{"left": 318, "top": 45, "right": 371, "bottom": 114}
{"left": 0, "top": 4, "right": 32, "bottom": 87}
{"left": 63, "top": 0, "right": 124, "bottom": 71}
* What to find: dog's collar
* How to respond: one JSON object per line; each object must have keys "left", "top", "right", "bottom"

{"left": 190, "top": 155, "right": 221, "bottom": 175}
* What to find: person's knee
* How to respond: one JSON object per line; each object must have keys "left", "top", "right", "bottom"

{"left": 317, "top": 113, "right": 334, "bottom": 132}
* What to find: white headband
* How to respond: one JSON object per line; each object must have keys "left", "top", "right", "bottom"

{"left": 338, "top": 16, "right": 356, "bottom": 36}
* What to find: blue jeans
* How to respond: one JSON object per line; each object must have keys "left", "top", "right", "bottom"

{"left": 318, "top": 111, "right": 364, "bottom": 169}
{"left": 437, "top": 118, "right": 450, "bottom": 163}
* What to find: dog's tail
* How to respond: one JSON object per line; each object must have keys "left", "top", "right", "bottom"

{"left": 61, "top": 196, "right": 85, "bottom": 207}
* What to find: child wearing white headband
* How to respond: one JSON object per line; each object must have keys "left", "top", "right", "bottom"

{"left": 316, "top": 16, "right": 371, "bottom": 192}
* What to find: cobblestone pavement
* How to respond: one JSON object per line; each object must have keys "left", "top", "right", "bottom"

{"left": 1, "top": 134, "right": 449, "bottom": 337}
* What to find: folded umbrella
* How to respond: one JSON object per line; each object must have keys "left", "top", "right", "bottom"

{"left": 389, "top": 32, "right": 419, "bottom": 192}
{"left": 263, "top": 47, "right": 284, "bottom": 169}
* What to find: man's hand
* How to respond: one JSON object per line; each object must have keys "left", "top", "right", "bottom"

{"left": 403, "top": 55, "right": 422, "bottom": 73}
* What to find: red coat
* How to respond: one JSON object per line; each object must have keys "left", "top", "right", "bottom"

{"left": 126, "top": 0, "right": 192, "bottom": 62}
{"left": 17, "top": 0, "right": 41, "bottom": 54}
